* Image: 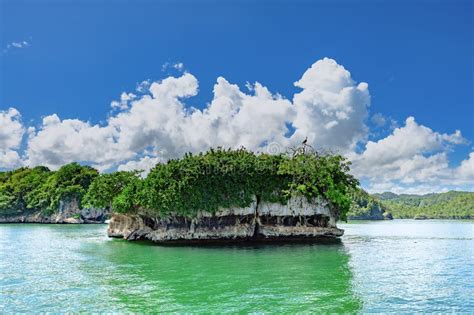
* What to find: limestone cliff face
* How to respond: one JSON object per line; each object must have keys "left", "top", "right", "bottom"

{"left": 0, "top": 198, "right": 109, "bottom": 224}
{"left": 257, "top": 196, "right": 339, "bottom": 238}
{"left": 108, "top": 195, "right": 343, "bottom": 243}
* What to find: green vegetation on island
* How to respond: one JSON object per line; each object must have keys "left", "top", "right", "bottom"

{"left": 0, "top": 163, "right": 98, "bottom": 216}
{"left": 2, "top": 148, "right": 472, "bottom": 221}
{"left": 1, "top": 148, "right": 358, "bottom": 220}
{"left": 86, "top": 148, "right": 358, "bottom": 220}
{"left": 347, "top": 189, "right": 392, "bottom": 220}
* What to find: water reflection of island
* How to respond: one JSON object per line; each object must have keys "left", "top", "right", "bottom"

{"left": 85, "top": 241, "right": 363, "bottom": 313}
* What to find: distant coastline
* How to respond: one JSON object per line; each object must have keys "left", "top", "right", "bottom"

{"left": 348, "top": 190, "right": 474, "bottom": 220}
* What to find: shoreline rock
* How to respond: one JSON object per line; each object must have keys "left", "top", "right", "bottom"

{"left": 0, "top": 198, "right": 109, "bottom": 224}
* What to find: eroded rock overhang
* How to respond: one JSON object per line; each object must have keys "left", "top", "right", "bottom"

{"left": 107, "top": 195, "right": 344, "bottom": 243}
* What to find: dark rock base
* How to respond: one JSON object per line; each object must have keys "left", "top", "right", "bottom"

{"left": 108, "top": 213, "right": 344, "bottom": 244}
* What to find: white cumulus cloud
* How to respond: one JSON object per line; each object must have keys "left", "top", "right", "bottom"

{"left": 5, "top": 57, "right": 472, "bottom": 194}
{"left": 350, "top": 116, "right": 470, "bottom": 192}
{"left": 291, "top": 58, "right": 370, "bottom": 152}
{"left": 0, "top": 108, "right": 25, "bottom": 169}
{"left": 25, "top": 114, "right": 126, "bottom": 170}
{"left": 24, "top": 57, "right": 369, "bottom": 171}
{"left": 456, "top": 152, "right": 474, "bottom": 181}
{"left": 118, "top": 155, "right": 164, "bottom": 177}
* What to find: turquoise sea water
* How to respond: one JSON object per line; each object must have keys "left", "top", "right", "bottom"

{"left": 1, "top": 220, "right": 473, "bottom": 313}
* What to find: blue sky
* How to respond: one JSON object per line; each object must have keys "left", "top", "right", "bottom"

{"left": 1, "top": 0, "right": 473, "bottom": 193}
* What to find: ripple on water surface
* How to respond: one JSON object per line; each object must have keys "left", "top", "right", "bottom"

{"left": 0, "top": 220, "right": 473, "bottom": 313}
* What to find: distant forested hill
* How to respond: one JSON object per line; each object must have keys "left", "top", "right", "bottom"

{"left": 348, "top": 190, "right": 474, "bottom": 220}
{"left": 373, "top": 191, "right": 474, "bottom": 219}
{"left": 347, "top": 189, "right": 392, "bottom": 220}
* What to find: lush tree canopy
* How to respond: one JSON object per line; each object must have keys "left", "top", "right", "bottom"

{"left": 347, "top": 188, "right": 391, "bottom": 220}
{"left": 0, "top": 166, "right": 52, "bottom": 214}
{"left": 1, "top": 148, "right": 359, "bottom": 220}
{"left": 82, "top": 171, "right": 140, "bottom": 209}
{"left": 0, "top": 163, "right": 98, "bottom": 215}
{"left": 109, "top": 148, "right": 358, "bottom": 220}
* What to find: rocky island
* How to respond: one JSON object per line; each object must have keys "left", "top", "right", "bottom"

{"left": 101, "top": 148, "right": 355, "bottom": 243}
{"left": 0, "top": 198, "right": 108, "bottom": 224}
{"left": 0, "top": 147, "right": 357, "bottom": 242}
